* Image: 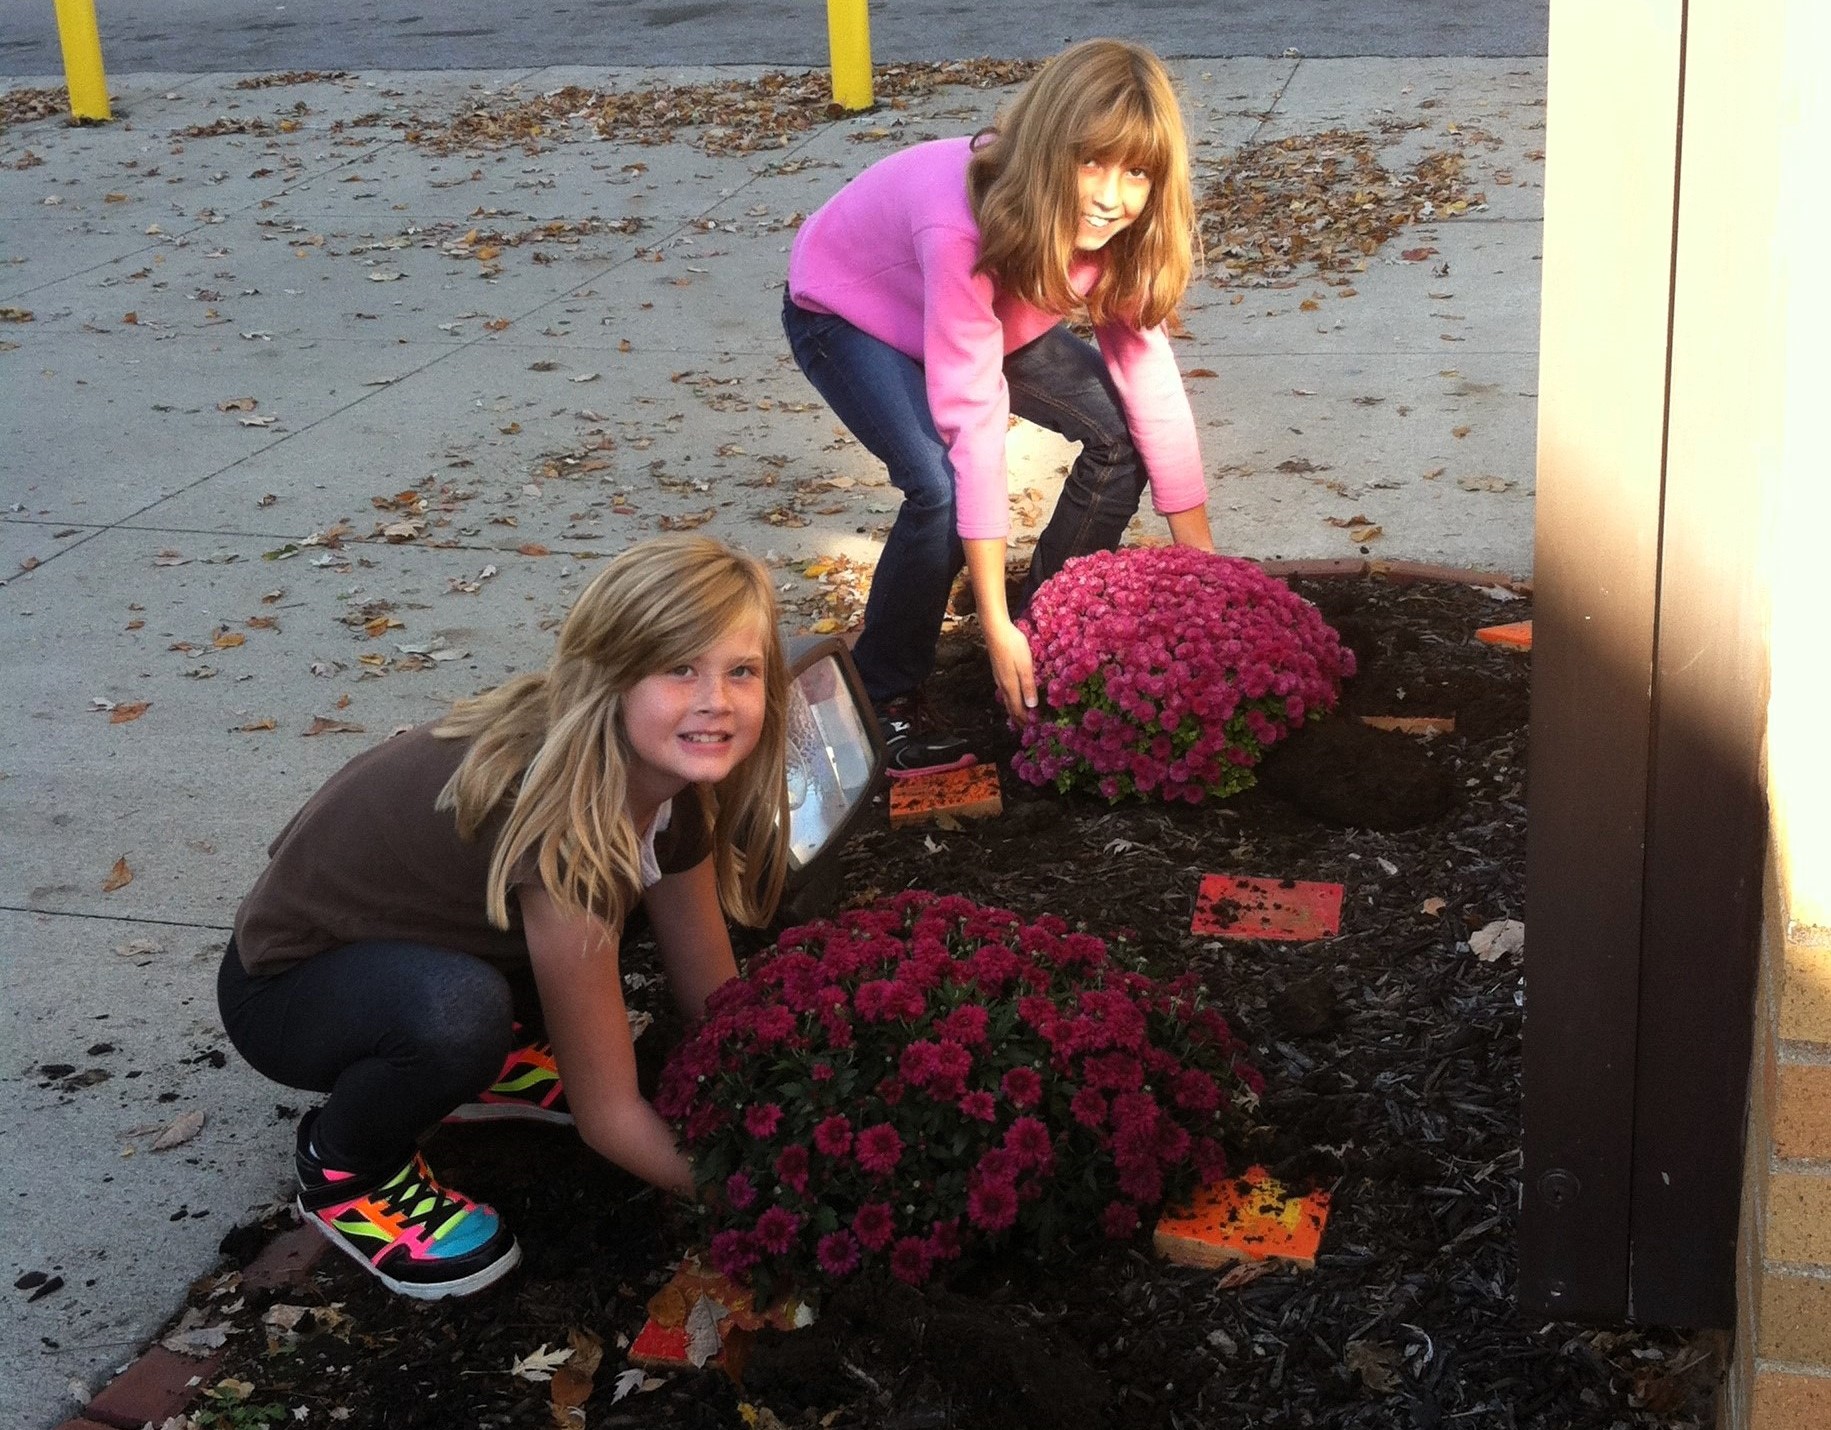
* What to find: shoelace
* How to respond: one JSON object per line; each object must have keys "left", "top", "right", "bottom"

{"left": 369, "top": 1157, "right": 476, "bottom": 1237}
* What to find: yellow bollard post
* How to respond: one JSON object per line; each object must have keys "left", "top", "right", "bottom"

{"left": 826, "top": 0, "right": 873, "bottom": 111}
{"left": 54, "top": 0, "right": 112, "bottom": 122}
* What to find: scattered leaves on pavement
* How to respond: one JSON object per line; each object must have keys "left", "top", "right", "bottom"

{"left": 1198, "top": 129, "right": 1483, "bottom": 283}
{"left": 405, "top": 59, "right": 1040, "bottom": 158}
{"left": 102, "top": 857, "right": 133, "bottom": 892}
{"left": 233, "top": 70, "right": 352, "bottom": 89}
{"left": 0, "top": 87, "right": 67, "bottom": 133}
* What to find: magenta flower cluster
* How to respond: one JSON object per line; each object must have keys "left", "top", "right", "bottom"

{"left": 1012, "top": 547, "right": 1355, "bottom": 803}
{"left": 656, "top": 891, "right": 1263, "bottom": 1298}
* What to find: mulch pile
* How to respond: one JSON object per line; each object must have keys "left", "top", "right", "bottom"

{"left": 187, "top": 577, "right": 1721, "bottom": 1429}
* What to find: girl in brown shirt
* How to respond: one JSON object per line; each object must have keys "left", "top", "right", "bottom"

{"left": 218, "top": 535, "right": 790, "bottom": 1299}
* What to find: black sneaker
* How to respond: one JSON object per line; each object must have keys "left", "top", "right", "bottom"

{"left": 875, "top": 694, "right": 977, "bottom": 781}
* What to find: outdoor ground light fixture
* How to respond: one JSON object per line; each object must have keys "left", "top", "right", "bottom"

{"left": 779, "top": 634, "right": 886, "bottom": 920}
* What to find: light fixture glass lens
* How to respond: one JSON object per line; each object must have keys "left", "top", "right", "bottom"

{"left": 784, "top": 656, "right": 876, "bottom": 867}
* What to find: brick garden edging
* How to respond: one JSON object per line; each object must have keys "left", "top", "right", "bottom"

{"left": 59, "top": 1224, "right": 326, "bottom": 1430}
{"left": 1256, "top": 556, "right": 1532, "bottom": 595}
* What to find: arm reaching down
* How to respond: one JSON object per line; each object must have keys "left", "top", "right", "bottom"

{"left": 520, "top": 884, "right": 695, "bottom": 1196}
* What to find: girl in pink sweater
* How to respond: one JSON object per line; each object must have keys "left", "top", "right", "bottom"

{"left": 784, "top": 38, "right": 1215, "bottom": 774}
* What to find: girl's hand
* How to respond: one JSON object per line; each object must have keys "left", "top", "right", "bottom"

{"left": 985, "top": 618, "right": 1038, "bottom": 722}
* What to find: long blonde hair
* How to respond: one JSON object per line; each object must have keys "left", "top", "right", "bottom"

{"left": 434, "top": 535, "right": 790, "bottom": 933}
{"left": 968, "top": 38, "right": 1194, "bottom": 329}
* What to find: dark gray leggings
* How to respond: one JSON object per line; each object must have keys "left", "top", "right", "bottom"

{"left": 217, "top": 938, "right": 518, "bottom": 1173}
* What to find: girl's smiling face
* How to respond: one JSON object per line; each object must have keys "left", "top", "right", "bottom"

{"left": 622, "top": 621, "right": 768, "bottom": 805}
{"left": 1074, "top": 156, "right": 1152, "bottom": 249}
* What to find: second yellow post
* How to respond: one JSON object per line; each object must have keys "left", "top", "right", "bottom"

{"left": 826, "top": 0, "right": 873, "bottom": 111}
{"left": 54, "top": 0, "right": 112, "bottom": 122}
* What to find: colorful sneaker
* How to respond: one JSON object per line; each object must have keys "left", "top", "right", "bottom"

{"left": 875, "top": 694, "right": 977, "bottom": 781}
{"left": 295, "top": 1112, "right": 521, "bottom": 1300}
{"left": 444, "top": 1033, "right": 574, "bottom": 1126}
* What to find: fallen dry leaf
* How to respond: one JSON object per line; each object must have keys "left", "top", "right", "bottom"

{"left": 102, "top": 857, "right": 134, "bottom": 892}
{"left": 151, "top": 1108, "right": 206, "bottom": 1151}
{"left": 1217, "top": 1259, "right": 1272, "bottom": 1290}
{"left": 1469, "top": 918, "right": 1525, "bottom": 962}
{"left": 484, "top": 317, "right": 512, "bottom": 332}
{"left": 235, "top": 717, "right": 278, "bottom": 732}
{"left": 660, "top": 508, "right": 716, "bottom": 531}
{"left": 509, "top": 1343, "right": 574, "bottom": 1382}
{"left": 303, "top": 717, "right": 366, "bottom": 737}
{"left": 108, "top": 701, "right": 151, "bottom": 724}
{"left": 516, "top": 542, "right": 551, "bottom": 557}
{"left": 217, "top": 397, "right": 257, "bottom": 412}
{"left": 1345, "top": 1338, "right": 1403, "bottom": 1394}
{"left": 1452, "top": 424, "right": 1472, "bottom": 439}
{"left": 212, "top": 629, "right": 246, "bottom": 650}
{"left": 1420, "top": 897, "right": 1448, "bottom": 916}
{"left": 159, "top": 1310, "right": 230, "bottom": 1357}
{"left": 1186, "top": 367, "right": 1217, "bottom": 378}
{"left": 1347, "top": 524, "right": 1382, "bottom": 543}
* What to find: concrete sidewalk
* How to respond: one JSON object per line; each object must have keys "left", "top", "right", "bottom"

{"left": 1, "top": 56, "right": 1543, "bottom": 1429}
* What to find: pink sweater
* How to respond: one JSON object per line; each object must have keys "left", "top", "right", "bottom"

{"left": 788, "top": 138, "right": 1207, "bottom": 540}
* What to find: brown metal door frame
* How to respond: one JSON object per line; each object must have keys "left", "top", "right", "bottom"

{"left": 1521, "top": 0, "right": 1770, "bottom": 1327}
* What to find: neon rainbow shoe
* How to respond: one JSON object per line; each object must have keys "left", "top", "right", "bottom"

{"left": 295, "top": 1113, "right": 520, "bottom": 1300}
{"left": 445, "top": 1034, "right": 573, "bottom": 1126}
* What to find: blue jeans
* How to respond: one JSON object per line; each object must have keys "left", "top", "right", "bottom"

{"left": 782, "top": 296, "right": 1150, "bottom": 704}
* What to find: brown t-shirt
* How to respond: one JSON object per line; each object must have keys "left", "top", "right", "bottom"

{"left": 233, "top": 723, "right": 713, "bottom": 975}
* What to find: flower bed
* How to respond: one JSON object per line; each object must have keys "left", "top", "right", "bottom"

{"left": 1013, "top": 547, "right": 1355, "bottom": 802}
{"left": 656, "top": 891, "right": 1262, "bottom": 1299}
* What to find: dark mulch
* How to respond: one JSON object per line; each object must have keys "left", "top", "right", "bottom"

{"left": 190, "top": 578, "right": 1722, "bottom": 1429}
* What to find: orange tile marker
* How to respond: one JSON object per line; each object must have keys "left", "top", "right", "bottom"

{"left": 1475, "top": 620, "right": 1532, "bottom": 651}
{"left": 888, "top": 762, "right": 1003, "bottom": 828}
{"left": 1154, "top": 1165, "right": 1332, "bottom": 1270}
{"left": 1192, "top": 873, "right": 1343, "bottom": 941}
{"left": 1359, "top": 714, "right": 1456, "bottom": 736}
{"left": 629, "top": 1319, "right": 705, "bottom": 1371}
{"left": 629, "top": 1254, "right": 812, "bottom": 1370}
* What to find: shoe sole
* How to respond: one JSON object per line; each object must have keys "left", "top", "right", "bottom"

{"left": 885, "top": 753, "right": 978, "bottom": 782}
{"left": 442, "top": 1103, "right": 575, "bottom": 1127}
{"left": 297, "top": 1196, "right": 522, "bottom": 1300}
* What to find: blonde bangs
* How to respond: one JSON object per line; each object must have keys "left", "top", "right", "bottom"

{"left": 969, "top": 39, "right": 1195, "bottom": 330}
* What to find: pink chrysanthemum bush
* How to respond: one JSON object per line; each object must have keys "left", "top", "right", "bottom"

{"left": 1013, "top": 547, "right": 1356, "bottom": 803}
{"left": 656, "top": 891, "right": 1263, "bottom": 1299}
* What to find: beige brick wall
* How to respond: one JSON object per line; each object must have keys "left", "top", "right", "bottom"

{"left": 1728, "top": 845, "right": 1831, "bottom": 1430}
